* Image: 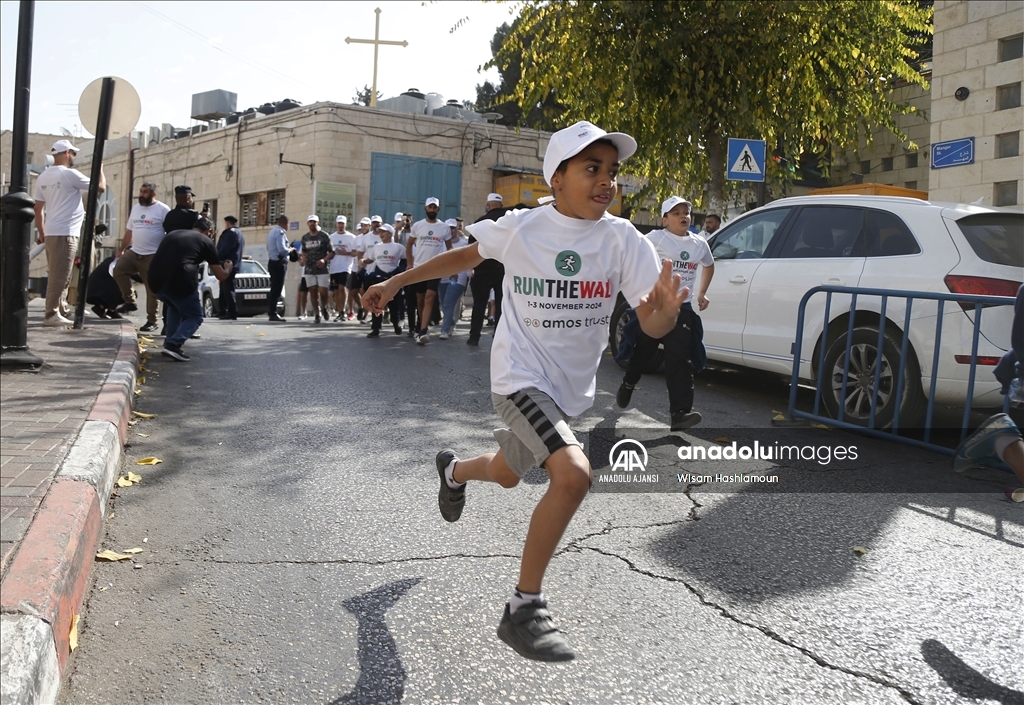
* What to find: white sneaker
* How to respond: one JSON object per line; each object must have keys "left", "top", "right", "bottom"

{"left": 439, "top": 331, "right": 450, "bottom": 340}
{"left": 44, "top": 314, "right": 73, "bottom": 327}
{"left": 417, "top": 333, "right": 430, "bottom": 345}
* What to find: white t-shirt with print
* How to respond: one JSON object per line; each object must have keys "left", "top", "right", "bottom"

{"left": 330, "top": 231, "right": 358, "bottom": 274}
{"left": 644, "top": 229, "right": 714, "bottom": 304}
{"left": 127, "top": 201, "right": 172, "bottom": 255}
{"left": 409, "top": 219, "right": 451, "bottom": 267}
{"left": 467, "top": 205, "right": 661, "bottom": 416}
{"left": 356, "top": 233, "right": 382, "bottom": 272}
{"left": 371, "top": 241, "right": 404, "bottom": 274}
{"left": 32, "top": 165, "right": 91, "bottom": 237}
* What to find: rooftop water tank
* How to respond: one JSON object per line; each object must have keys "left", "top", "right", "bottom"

{"left": 401, "top": 88, "right": 426, "bottom": 100}
{"left": 277, "top": 98, "right": 301, "bottom": 111}
{"left": 426, "top": 92, "right": 445, "bottom": 113}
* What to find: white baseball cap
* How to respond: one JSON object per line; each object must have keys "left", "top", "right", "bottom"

{"left": 393, "top": 212, "right": 404, "bottom": 221}
{"left": 381, "top": 223, "right": 395, "bottom": 234}
{"left": 359, "top": 217, "right": 371, "bottom": 225}
{"left": 486, "top": 193, "right": 503, "bottom": 203}
{"left": 425, "top": 197, "right": 440, "bottom": 207}
{"left": 542, "top": 120, "right": 637, "bottom": 187}
{"left": 661, "top": 196, "right": 693, "bottom": 217}
{"left": 370, "top": 214, "right": 382, "bottom": 223}
{"left": 51, "top": 139, "right": 80, "bottom": 153}
{"left": 336, "top": 214, "right": 347, "bottom": 223}
{"left": 444, "top": 218, "right": 458, "bottom": 227}
{"left": 306, "top": 214, "right": 320, "bottom": 222}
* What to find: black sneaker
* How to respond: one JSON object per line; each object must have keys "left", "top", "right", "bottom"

{"left": 497, "top": 601, "right": 575, "bottom": 662}
{"left": 367, "top": 329, "right": 380, "bottom": 338}
{"left": 106, "top": 310, "right": 123, "bottom": 320}
{"left": 435, "top": 449, "right": 465, "bottom": 523}
{"left": 139, "top": 322, "right": 159, "bottom": 333}
{"left": 466, "top": 337, "right": 480, "bottom": 347}
{"left": 671, "top": 410, "right": 702, "bottom": 431}
{"left": 161, "top": 344, "right": 190, "bottom": 362}
{"left": 393, "top": 323, "right": 402, "bottom": 335}
{"left": 616, "top": 380, "right": 635, "bottom": 409}
{"left": 91, "top": 305, "right": 109, "bottom": 319}
{"left": 117, "top": 302, "right": 138, "bottom": 314}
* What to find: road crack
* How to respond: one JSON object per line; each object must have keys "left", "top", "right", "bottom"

{"left": 138, "top": 552, "right": 522, "bottom": 567}
{"left": 581, "top": 544, "right": 922, "bottom": 704}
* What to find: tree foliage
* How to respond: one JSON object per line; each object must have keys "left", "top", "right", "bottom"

{"left": 475, "top": 20, "right": 563, "bottom": 131}
{"left": 352, "top": 85, "right": 383, "bottom": 107}
{"left": 491, "top": 1, "right": 932, "bottom": 212}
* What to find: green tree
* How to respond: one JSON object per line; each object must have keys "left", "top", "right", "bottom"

{"left": 352, "top": 85, "right": 383, "bottom": 107}
{"left": 492, "top": 1, "right": 931, "bottom": 213}
{"left": 475, "top": 20, "right": 563, "bottom": 131}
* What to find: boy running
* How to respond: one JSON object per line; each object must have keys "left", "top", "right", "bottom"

{"left": 364, "top": 121, "right": 687, "bottom": 662}
{"left": 616, "top": 196, "right": 715, "bottom": 430}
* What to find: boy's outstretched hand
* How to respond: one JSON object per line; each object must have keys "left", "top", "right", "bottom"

{"left": 647, "top": 259, "right": 688, "bottom": 315}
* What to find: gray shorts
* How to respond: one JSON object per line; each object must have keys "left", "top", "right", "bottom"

{"left": 491, "top": 388, "right": 582, "bottom": 478}
{"left": 304, "top": 273, "right": 330, "bottom": 288}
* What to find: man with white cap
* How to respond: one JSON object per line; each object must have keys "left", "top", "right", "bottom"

{"left": 465, "top": 192, "right": 509, "bottom": 345}
{"left": 329, "top": 215, "right": 358, "bottom": 320}
{"left": 405, "top": 196, "right": 452, "bottom": 344}
{"left": 616, "top": 195, "right": 715, "bottom": 431}
{"left": 299, "top": 215, "right": 333, "bottom": 324}
{"left": 32, "top": 139, "right": 106, "bottom": 326}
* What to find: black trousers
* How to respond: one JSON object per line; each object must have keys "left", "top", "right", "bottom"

{"left": 219, "top": 270, "right": 237, "bottom": 317}
{"left": 366, "top": 269, "right": 402, "bottom": 330}
{"left": 403, "top": 285, "right": 418, "bottom": 330}
{"left": 469, "top": 270, "right": 503, "bottom": 340}
{"left": 625, "top": 306, "right": 695, "bottom": 414}
{"left": 267, "top": 259, "right": 286, "bottom": 315}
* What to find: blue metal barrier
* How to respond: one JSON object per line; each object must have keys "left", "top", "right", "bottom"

{"left": 786, "top": 285, "right": 1015, "bottom": 455}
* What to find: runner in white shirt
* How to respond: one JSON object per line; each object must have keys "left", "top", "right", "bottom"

{"left": 616, "top": 196, "right": 715, "bottom": 430}
{"left": 329, "top": 215, "right": 359, "bottom": 321}
{"left": 405, "top": 197, "right": 452, "bottom": 344}
{"left": 113, "top": 182, "right": 172, "bottom": 331}
{"left": 354, "top": 222, "right": 382, "bottom": 323}
{"left": 363, "top": 224, "right": 405, "bottom": 338}
{"left": 32, "top": 139, "right": 105, "bottom": 325}
{"left": 362, "top": 121, "right": 687, "bottom": 662}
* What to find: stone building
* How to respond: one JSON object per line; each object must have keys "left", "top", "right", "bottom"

{"left": 836, "top": 0, "right": 1022, "bottom": 210}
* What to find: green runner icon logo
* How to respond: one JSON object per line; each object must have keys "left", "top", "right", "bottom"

{"left": 556, "top": 250, "right": 582, "bottom": 276}
{"left": 680, "top": 251, "right": 690, "bottom": 261}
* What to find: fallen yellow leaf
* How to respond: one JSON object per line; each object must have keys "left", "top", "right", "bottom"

{"left": 139, "top": 336, "right": 155, "bottom": 344}
{"left": 773, "top": 413, "right": 786, "bottom": 421}
{"left": 811, "top": 423, "right": 831, "bottom": 430}
{"left": 258, "top": 333, "right": 266, "bottom": 337}
{"left": 127, "top": 472, "right": 143, "bottom": 482}
{"left": 122, "top": 547, "right": 144, "bottom": 554}
{"left": 116, "top": 476, "right": 134, "bottom": 488}
{"left": 138, "top": 376, "right": 145, "bottom": 385}
{"left": 96, "top": 550, "right": 132, "bottom": 561}
{"left": 135, "top": 457, "right": 161, "bottom": 466}
{"left": 132, "top": 411, "right": 155, "bottom": 419}
{"left": 69, "top": 615, "right": 79, "bottom": 651}
{"left": 137, "top": 433, "right": 150, "bottom": 438}
{"left": 852, "top": 545, "right": 868, "bottom": 556}
{"left": 714, "top": 436, "right": 730, "bottom": 444}
{"left": 133, "top": 389, "right": 141, "bottom": 396}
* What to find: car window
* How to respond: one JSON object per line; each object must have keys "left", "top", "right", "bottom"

{"left": 954, "top": 213, "right": 1024, "bottom": 267}
{"left": 710, "top": 208, "right": 791, "bottom": 260}
{"left": 238, "top": 260, "right": 265, "bottom": 274}
{"left": 851, "top": 210, "right": 921, "bottom": 257}
{"left": 778, "top": 206, "right": 864, "bottom": 258}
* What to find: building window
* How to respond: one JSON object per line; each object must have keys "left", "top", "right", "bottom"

{"left": 994, "top": 181, "right": 1018, "bottom": 207}
{"left": 240, "top": 194, "right": 258, "bottom": 227}
{"left": 882, "top": 157, "right": 894, "bottom": 172}
{"left": 860, "top": 159, "right": 871, "bottom": 175}
{"left": 905, "top": 153, "right": 918, "bottom": 169}
{"left": 997, "top": 83, "right": 1022, "bottom": 111}
{"left": 996, "top": 132, "right": 1020, "bottom": 159}
{"left": 905, "top": 181, "right": 918, "bottom": 190}
{"left": 999, "top": 34, "right": 1023, "bottom": 62}
{"left": 268, "top": 190, "right": 286, "bottom": 224}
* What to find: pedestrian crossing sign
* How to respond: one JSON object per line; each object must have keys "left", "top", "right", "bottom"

{"left": 727, "top": 138, "right": 766, "bottom": 182}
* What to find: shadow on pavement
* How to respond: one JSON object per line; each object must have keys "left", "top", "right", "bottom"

{"left": 328, "top": 577, "right": 423, "bottom": 705}
{"left": 920, "top": 639, "right": 1024, "bottom": 705}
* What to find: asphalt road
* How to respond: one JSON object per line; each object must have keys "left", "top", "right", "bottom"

{"left": 60, "top": 310, "right": 1023, "bottom": 705}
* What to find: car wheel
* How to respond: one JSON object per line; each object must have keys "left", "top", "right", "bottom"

{"left": 820, "top": 326, "right": 925, "bottom": 429}
{"left": 609, "top": 299, "right": 664, "bottom": 373}
{"left": 203, "top": 294, "right": 215, "bottom": 319}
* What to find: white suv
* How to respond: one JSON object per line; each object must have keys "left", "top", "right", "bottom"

{"left": 676, "top": 196, "right": 1019, "bottom": 427}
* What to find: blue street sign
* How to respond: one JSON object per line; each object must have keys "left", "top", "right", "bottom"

{"left": 932, "top": 137, "right": 974, "bottom": 169}
{"left": 727, "top": 138, "right": 766, "bottom": 182}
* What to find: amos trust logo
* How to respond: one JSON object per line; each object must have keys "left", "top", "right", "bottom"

{"left": 609, "top": 439, "right": 648, "bottom": 473}
{"left": 556, "top": 250, "right": 582, "bottom": 277}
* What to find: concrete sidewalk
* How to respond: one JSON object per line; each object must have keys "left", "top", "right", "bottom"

{"left": 1, "top": 300, "right": 138, "bottom": 705}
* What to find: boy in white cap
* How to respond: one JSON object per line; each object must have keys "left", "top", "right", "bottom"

{"left": 405, "top": 197, "right": 452, "bottom": 344}
{"left": 616, "top": 196, "right": 715, "bottom": 430}
{"left": 364, "top": 121, "right": 686, "bottom": 662}
{"left": 362, "top": 224, "right": 405, "bottom": 337}
{"left": 329, "top": 215, "right": 358, "bottom": 321}
{"left": 299, "top": 215, "right": 333, "bottom": 324}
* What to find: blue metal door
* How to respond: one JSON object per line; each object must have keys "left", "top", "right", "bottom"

{"left": 369, "top": 153, "right": 462, "bottom": 221}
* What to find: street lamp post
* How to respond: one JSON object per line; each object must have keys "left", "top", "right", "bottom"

{"left": 0, "top": 0, "right": 43, "bottom": 368}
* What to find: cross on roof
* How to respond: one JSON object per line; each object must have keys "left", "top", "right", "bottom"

{"left": 345, "top": 7, "right": 408, "bottom": 108}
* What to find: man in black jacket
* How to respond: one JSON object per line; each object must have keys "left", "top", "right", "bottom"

{"left": 466, "top": 193, "right": 508, "bottom": 346}
{"left": 216, "top": 215, "right": 245, "bottom": 319}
